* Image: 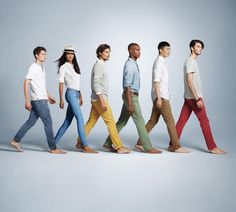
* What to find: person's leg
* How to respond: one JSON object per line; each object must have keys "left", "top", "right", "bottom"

{"left": 11, "top": 105, "right": 39, "bottom": 151}
{"left": 175, "top": 99, "right": 193, "bottom": 139}
{"left": 136, "top": 99, "right": 161, "bottom": 145}
{"left": 84, "top": 103, "right": 100, "bottom": 137}
{"left": 54, "top": 104, "right": 74, "bottom": 144}
{"left": 66, "top": 91, "right": 89, "bottom": 147}
{"left": 93, "top": 100, "right": 124, "bottom": 150}
{"left": 76, "top": 102, "right": 100, "bottom": 149}
{"left": 160, "top": 100, "right": 190, "bottom": 153}
{"left": 191, "top": 99, "right": 218, "bottom": 151}
{"left": 91, "top": 100, "right": 129, "bottom": 154}
{"left": 103, "top": 101, "right": 130, "bottom": 148}
{"left": 124, "top": 95, "right": 160, "bottom": 153}
{"left": 36, "top": 100, "right": 58, "bottom": 151}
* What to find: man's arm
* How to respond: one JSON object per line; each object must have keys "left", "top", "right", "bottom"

{"left": 47, "top": 91, "right": 56, "bottom": 104}
{"left": 24, "top": 79, "right": 32, "bottom": 111}
{"left": 97, "top": 94, "right": 107, "bottom": 111}
{"left": 187, "top": 73, "right": 204, "bottom": 108}
{"left": 93, "top": 64, "right": 107, "bottom": 111}
{"left": 153, "top": 82, "right": 162, "bottom": 108}
{"left": 124, "top": 87, "right": 134, "bottom": 115}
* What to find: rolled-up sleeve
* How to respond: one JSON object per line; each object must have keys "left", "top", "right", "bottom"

{"left": 58, "top": 67, "right": 65, "bottom": 83}
{"left": 123, "top": 63, "right": 134, "bottom": 88}
{"left": 25, "top": 66, "right": 35, "bottom": 80}
{"left": 186, "top": 60, "right": 196, "bottom": 73}
{"left": 93, "top": 64, "right": 104, "bottom": 95}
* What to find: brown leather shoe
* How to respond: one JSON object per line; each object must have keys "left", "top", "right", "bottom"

{"left": 50, "top": 148, "right": 66, "bottom": 154}
{"left": 145, "top": 148, "right": 162, "bottom": 154}
{"left": 82, "top": 146, "right": 98, "bottom": 153}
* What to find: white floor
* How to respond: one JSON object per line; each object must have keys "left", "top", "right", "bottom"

{"left": 0, "top": 132, "right": 235, "bottom": 212}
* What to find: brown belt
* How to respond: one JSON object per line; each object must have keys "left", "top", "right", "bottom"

{"left": 122, "top": 91, "right": 139, "bottom": 96}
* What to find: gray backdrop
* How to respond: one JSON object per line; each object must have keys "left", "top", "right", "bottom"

{"left": 0, "top": 0, "right": 235, "bottom": 140}
{"left": 0, "top": 0, "right": 235, "bottom": 212}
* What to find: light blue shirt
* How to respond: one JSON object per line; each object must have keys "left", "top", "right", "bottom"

{"left": 122, "top": 57, "right": 140, "bottom": 92}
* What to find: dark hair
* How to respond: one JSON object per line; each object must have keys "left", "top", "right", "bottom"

{"left": 33, "top": 46, "right": 46, "bottom": 59}
{"left": 55, "top": 52, "right": 81, "bottom": 74}
{"left": 128, "top": 43, "right": 139, "bottom": 52}
{"left": 158, "top": 41, "right": 170, "bottom": 53}
{"left": 96, "top": 44, "right": 111, "bottom": 58}
{"left": 189, "top": 40, "right": 204, "bottom": 51}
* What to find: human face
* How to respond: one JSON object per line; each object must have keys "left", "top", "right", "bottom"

{"left": 66, "top": 52, "right": 74, "bottom": 63}
{"left": 99, "top": 48, "right": 110, "bottom": 61}
{"left": 35, "top": 50, "right": 46, "bottom": 62}
{"left": 160, "top": 46, "right": 171, "bottom": 58}
{"left": 191, "top": 43, "right": 203, "bottom": 56}
{"left": 130, "top": 45, "right": 141, "bottom": 59}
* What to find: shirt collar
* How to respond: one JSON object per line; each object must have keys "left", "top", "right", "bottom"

{"left": 65, "top": 62, "right": 74, "bottom": 66}
{"left": 97, "top": 59, "right": 105, "bottom": 64}
{"left": 158, "top": 55, "right": 167, "bottom": 63}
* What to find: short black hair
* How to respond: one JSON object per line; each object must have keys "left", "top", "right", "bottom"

{"left": 33, "top": 46, "right": 46, "bottom": 59}
{"left": 189, "top": 40, "right": 204, "bottom": 51}
{"left": 96, "top": 44, "right": 110, "bottom": 58}
{"left": 128, "top": 43, "right": 139, "bottom": 52}
{"left": 158, "top": 41, "right": 170, "bottom": 53}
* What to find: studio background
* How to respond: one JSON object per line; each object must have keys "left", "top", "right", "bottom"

{"left": 0, "top": 0, "right": 235, "bottom": 212}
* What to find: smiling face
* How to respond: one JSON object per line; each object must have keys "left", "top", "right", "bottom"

{"left": 66, "top": 52, "right": 74, "bottom": 63}
{"left": 191, "top": 42, "right": 203, "bottom": 56}
{"left": 99, "top": 48, "right": 110, "bottom": 61}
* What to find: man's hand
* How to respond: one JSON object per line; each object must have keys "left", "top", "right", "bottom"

{"left": 48, "top": 96, "right": 56, "bottom": 104}
{"left": 101, "top": 101, "right": 107, "bottom": 111}
{"left": 59, "top": 100, "right": 64, "bottom": 109}
{"left": 196, "top": 99, "right": 204, "bottom": 109}
{"left": 25, "top": 101, "right": 32, "bottom": 111}
{"left": 128, "top": 104, "right": 135, "bottom": 115}
{"left": 156, "top": 98, "right": 162, "bottom": 109}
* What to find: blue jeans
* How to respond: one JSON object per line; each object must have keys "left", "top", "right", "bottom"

{"left": 54, "top": 89, "right": 88, "bottom": 146}
{"left": 14, "top": 100, "right": 57, "bottom": 150}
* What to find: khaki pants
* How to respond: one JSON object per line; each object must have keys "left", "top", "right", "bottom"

{"left": 137, "top": 98, "right": 181, "bottom": 150}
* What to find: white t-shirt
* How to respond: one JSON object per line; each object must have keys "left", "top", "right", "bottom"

{"left": 59, "top": 62, "right": 81, "bottom": 91}
{"left": 151, "top": 56, "right": 170, "bottom": 101}
{"left": 25, "top": 63, "right": 48, "bottom": 100}
{"left": 183, "top": 57, "right": 203, "bottom": 99}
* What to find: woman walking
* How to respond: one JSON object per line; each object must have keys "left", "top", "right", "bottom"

{"left": 54, "top": 46, "right": 98, "bottom": 153}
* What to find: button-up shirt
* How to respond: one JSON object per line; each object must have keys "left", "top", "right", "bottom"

{"left": 123, "top": 57, "right": 140, "bottom": 92}
{"left": 59, "top": 62, "right": 81, "bottom": 91}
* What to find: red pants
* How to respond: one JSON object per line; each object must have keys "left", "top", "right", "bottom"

{"left": 175, "top": 98, "right": 217, "bottom": 150}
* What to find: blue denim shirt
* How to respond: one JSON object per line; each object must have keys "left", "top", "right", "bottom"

{"left": 122, "top": 57, "right": 140, "bottom": 92}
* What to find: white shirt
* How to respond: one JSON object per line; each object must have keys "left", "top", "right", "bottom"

{"left": 183, "top": 57, "right": 203, "bottom": 99}
{"left": 59, "top": 62, "right": 81, "bottom": 91}
{"left": 25, "top": 63, "right": 48, "bottom": 100}
{"left": 151, "top": 56, "right": 170, "bottom": 101}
